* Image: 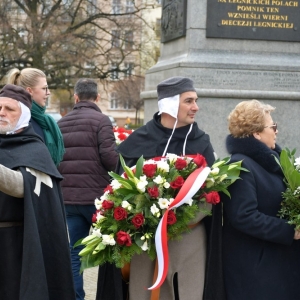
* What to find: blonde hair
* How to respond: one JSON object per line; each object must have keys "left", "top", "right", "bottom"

{"left": 6, "top": 68, "right": 46, "bottom": 89}
{"left": 228, "top": 99, "right": 275, "bottom": 138}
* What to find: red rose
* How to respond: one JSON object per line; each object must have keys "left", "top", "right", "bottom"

{"left": 104, "top": 185, "right": 113, "bottom": 194}
{"left": 204, "top": 191, "right": 220, "bottom": 205}
{"left": 170, "top": 176, "right": 185, "bottom": 189}
{"left": 102, "top": 200, "right": 114, "bottom": 210}
{"left": 193, "top": 154, "right": 207, "bottom": 168}
{"left": 131, "top": 213, "right": 145, "bottom": 229}
{"left": 116, "top": 231, "right": 132, "bottom": 246}
{"left": 118, "top": 132, "right": 127, "bottom": 141}
{"left": 113, "top": 207, "right": 128, "bottom": 221}
{"left": 92, "top": 213, "right": 97, "bottom": 223}
{"left": 143, "top": 164, "right": 157, "bottom": 178}
{"left": 167, "top": 210, "right": 177, "bottom": 225}
{"left": 175, "top": 158, "right": 187, "bottom": 170}
{"left": 147, "top": 186, "right": 159, "bottom": 198}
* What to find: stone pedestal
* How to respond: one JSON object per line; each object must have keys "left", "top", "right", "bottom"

{"left": 142, "top": 0, "right": 300, "bottom": 157}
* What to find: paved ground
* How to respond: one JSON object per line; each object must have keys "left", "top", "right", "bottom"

{"left": 83, "top": 266, "right": 99, "bottom": 300}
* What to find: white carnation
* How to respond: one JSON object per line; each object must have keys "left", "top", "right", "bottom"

{"left": 158, "top": 198, "right": 170, "bottom": 209}
{"left": 157, "top": 161, "right": 170, "bottom": 173}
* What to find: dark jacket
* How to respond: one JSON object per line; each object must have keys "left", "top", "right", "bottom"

{"left": 0, "top": 125, "right": 75, "bottom": 300}
{"left": 117, "top": 112, "right": 215, "bottom": 165}
{"left": 58, "top": 101, "right": 118, "bottom": 205}
{"left": 222, "top": 135, "right": 300, "bottom": 300}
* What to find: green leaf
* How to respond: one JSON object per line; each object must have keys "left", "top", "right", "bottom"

{"left": 120, "top": 154, "right": 136, "bottom": 180}
{"left": 93, "top": 242, "right": 106, "bottom": 254}
{"left": 108, "top": 172, "right": 135, "bottom": 190}
{"left": 134, "top": 156, "right": 144, "bottom": 179}
{"left": 73, "top": 238, "right": 84, "bottom": 248}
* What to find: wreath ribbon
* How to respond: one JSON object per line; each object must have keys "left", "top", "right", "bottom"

{"left": 148, "top": 165, "right": 211, "bottom": 290}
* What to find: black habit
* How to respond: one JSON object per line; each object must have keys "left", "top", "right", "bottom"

{"left": 0, "top": 125, "right": 75, "bottom": 300}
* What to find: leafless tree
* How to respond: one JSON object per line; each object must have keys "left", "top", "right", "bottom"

{"left": 0, "top": 0, "right": 157, "bottom": 91}
{"left": 112, "top": 75, "right": 144, "bottom": 124}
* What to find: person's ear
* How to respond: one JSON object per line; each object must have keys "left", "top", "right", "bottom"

{"left": 253, "top": 132, "right": 261, "bottom": 140}
{"left": 95, "top": 94, "right": 100, "bottom": 103}
{"left": 74, "top": 94, "right": 79, "bottom": 104}
{"left": 26, "top": 87, "right": 33, "bottom": 96}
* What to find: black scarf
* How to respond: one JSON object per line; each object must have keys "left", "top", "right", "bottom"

{"left": 226, "top": 135, "right": 282, "bottom": 174}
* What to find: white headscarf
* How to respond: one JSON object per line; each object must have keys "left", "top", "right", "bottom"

{"left": 6, "top": 102, "right": 31, "bottom": 135}
{"left": 158, "top": 94, "right": 193, "bottom": 157}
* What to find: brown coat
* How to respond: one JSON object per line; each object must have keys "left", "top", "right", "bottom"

{"left": 58, "top": 101, "right": 118, "bottom": 204}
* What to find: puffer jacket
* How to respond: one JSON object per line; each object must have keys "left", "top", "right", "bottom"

{"left": 58, "top": 101, "right": 118, "bottom": 205}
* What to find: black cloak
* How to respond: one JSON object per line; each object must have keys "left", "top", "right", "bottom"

{"left": 0, "top": 125, "right": 75, "bottom": 300}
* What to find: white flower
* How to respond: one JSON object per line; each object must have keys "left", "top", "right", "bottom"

{"left": 158, "top": 198, "right": 170, "bottom": 209}
{"left": 186, "top": 198, "right": 194, "bottom": 206}
{"left": 210, "top": 167, "right": 220, "bottom": 175}
{"left": 111, "top": 179, "right": 122, "bottom": 190}
{"left": 141, "top": 241, "right": 148, "bottom": 251}
{"left": 102, "top": 234, "right": 116, "bottom": 246}
{"left": 163, "top": 182, "right": 170, "bottom": 188}
{"left": 157, "top": 161, "right": 170, "bottom": 173}
{"left": 154, "top": 175, "right": 164, "bottom": 184}
{"left": 95, "top": 198, "right": 103, "bottom": 210}
{"left": 166, "top": 153, "right": 178, "bottom": 163}
{"left": 92, "top": 228, "right": 102, "bottom": 238}
{"left": 96, "top": 212, "right": 105, "bottom": 222}
{"left": 136, "top": 175, "right": 148, "bottom": 193}
{"left": 294, "top": 186, "right": 300, "bottom": 195}
{"left": 122, "top": 200, "right": 132, "bottom": 210}
{"left": 294, "top": 157, "right": 300, "bottom": 168}
{"left": 150, "top": 204, "right": 160, "bottom": 217}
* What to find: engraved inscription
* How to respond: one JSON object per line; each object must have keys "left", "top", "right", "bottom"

{"left": 206, "top": 0, "right": 300, "bottom": 41}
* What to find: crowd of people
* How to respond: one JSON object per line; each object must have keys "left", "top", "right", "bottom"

{"left": 1, "top": 72, "right": 300, "bottom": 300}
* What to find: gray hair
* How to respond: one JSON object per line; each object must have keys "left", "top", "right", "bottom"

{"left": 74, "top": 78, "right": 98, "bottom": 101}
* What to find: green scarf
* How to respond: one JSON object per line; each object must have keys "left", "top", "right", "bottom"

{"left": 31, "top": 101, "right": 65, "bottom": 166}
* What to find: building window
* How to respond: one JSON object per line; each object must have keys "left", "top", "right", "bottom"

{"left": 110, "top": 63, "right": 119, "bottom": 80}
{"left": 124, "top": 31, "right": 133, "bottom": 49}
{"left": 124, "top": 63, "right": 134, "bottom": 77}
{"left": 110, "top": 92, "right": 118, "bottom": 109}
{"left": 112, "top": 0, "right": 122, "bottom": 13}
{"left": 123, "top": 100, "right": 131, "bottom": 109}
{"left": 126, "top": 0, "right": 134, "bottom": 12}
{"left": 111, "top": 30, "right": 120, "bottom": 48}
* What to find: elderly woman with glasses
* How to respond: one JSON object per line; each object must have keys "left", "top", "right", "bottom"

{"left": 221, "top": 99, "right": 300, "bottom": 300}
{"left": 6, "top": 68, "right": 64, "bottom": 166}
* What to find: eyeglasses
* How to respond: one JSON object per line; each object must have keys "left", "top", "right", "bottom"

{"left": 264, "top": 123, "right": 277, "bottom": 132}
{"left": 41, "top": 87, "right": 49, "bottom": 94}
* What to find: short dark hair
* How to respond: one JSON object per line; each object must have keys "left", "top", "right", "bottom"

{"left": 74, "top": 78, "right": 98, "bottom": 101}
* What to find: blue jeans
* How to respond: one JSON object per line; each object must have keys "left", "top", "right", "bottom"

{"left": 65, "top": 205, "right": 96, "bottom": 300}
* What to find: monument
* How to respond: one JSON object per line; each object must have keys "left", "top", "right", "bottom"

{"left": 142, "top": 0, "right": 300, "bottom": 157}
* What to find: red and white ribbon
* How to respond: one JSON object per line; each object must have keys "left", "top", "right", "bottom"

{"left": 148, "top": 165, "right": 211, "bottom": 290}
